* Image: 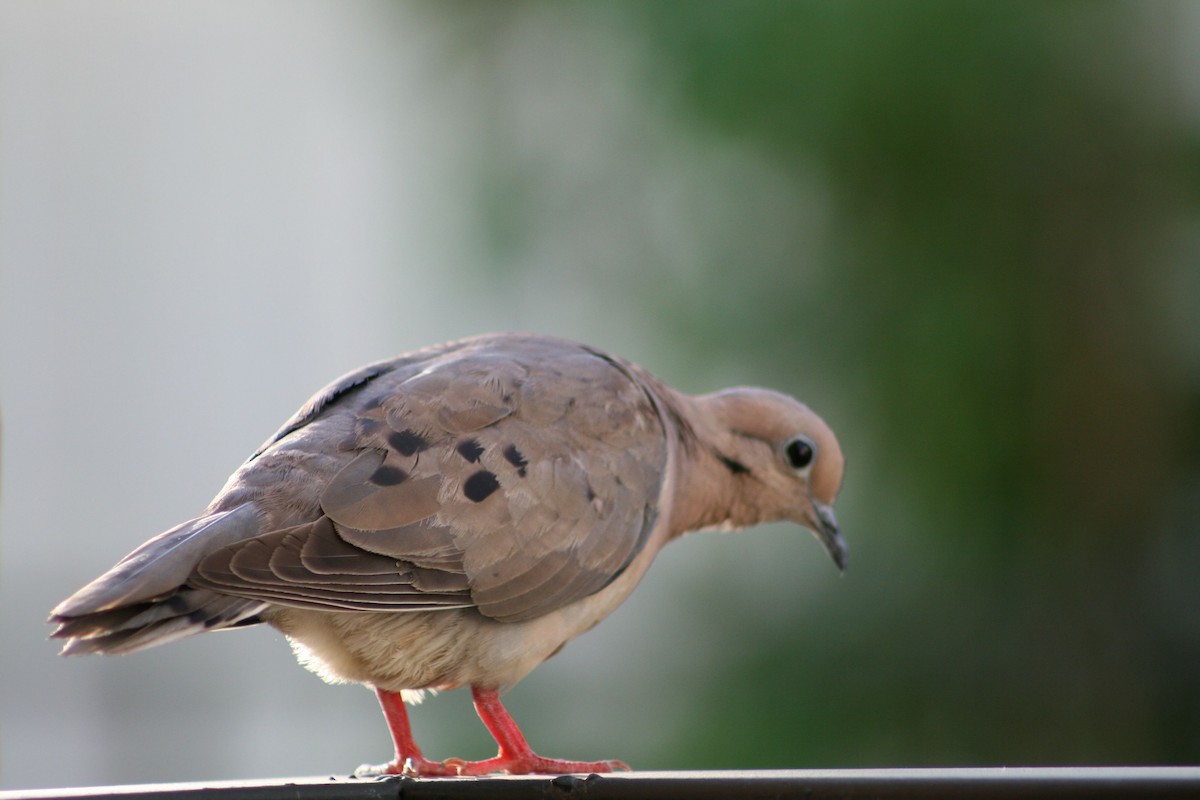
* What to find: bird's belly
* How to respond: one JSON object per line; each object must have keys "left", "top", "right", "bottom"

{"left": 266, "top": 605, "right": 580, "bottom": 695}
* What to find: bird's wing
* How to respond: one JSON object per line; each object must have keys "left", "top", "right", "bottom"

{"left": 192, "top": 337, "right": 669, "bottom": 622}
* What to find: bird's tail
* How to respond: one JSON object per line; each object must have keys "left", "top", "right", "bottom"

{"left": 50, "top": 505, "right": 269, "bottom": 655}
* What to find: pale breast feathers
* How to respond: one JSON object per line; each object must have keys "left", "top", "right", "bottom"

{"left": 189, "top": 341, "right": 668, "bottom": 623}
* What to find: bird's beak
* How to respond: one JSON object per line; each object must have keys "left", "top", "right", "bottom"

{"left": 805, "top": 502, "right": 848, "bottom": 573}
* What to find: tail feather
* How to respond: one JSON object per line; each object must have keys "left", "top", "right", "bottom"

{"left": 54, "top": 588, "right": 266, "bottom": 655}
{"left": 50, "top": 603, "right": 155, "bottom": 640}
{"left": 53, "top": 504, "right": 262, "bottom": 618}
{"left": 60, "top": 614, "right": 195, "bottom": 656}
{"left": 51, "top": 503, "right": 269, "bottom": 655}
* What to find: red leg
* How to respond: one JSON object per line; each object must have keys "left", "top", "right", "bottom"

{"left": 357, "top": 688, "right": 455, "bottom": 777}
{"left": 444, "top": 685, "right": 629, "bottom": 776}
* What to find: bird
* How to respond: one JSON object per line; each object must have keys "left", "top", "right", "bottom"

{"left": 50, "top": 332, "right": 846, "bottom": 777}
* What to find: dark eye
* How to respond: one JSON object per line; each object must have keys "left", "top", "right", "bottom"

{"left": 784, "top": 436, "right": 816, "bottom": 470}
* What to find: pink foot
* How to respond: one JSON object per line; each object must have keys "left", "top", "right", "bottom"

{"left": 448, "top": 685, "right": 630, "bottom": 776}
{"left": 366, "top": 688, "right": 458, "bottom": 777}
{"left": 446, "top": 754, "right": 629, "bottom": 776}
{"left": 366, "top": 685, "right": 631, "bottom": 778}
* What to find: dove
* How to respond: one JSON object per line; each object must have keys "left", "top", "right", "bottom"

{"left": 50, "top": 333, "right": 846, "bottom": 777}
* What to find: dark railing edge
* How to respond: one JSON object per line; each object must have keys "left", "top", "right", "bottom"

{"left": 4, "top": 767, "right": 1200, "bottom": 800}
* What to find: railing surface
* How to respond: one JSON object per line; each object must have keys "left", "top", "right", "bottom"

{"left": 3, "top": 768, "right": 1200, "bottom": 800}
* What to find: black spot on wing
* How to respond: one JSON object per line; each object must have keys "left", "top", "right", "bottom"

{"left": 463, "top": 470, "right": 499, "bottom": 502}
{"left": 719, "top": 454, "right": 750, "bottom": 475}
{"left": 388, "top": 429, "right": 428, "bottom": 457}
{"left": 457, "top": 439, "right": 485, "bottom": 463}
{"left": 369, "top": 465, "right": 408, "bottom": 486}
{"left": 503, "top": 444, "right": 528, "bottom": 477}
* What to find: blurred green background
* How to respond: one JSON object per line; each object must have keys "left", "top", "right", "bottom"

{"left": 2, "top": 0, "right": 1199, "bottom": 788}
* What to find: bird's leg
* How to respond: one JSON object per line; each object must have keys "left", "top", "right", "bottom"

{"left": 356, "top": 687, "right": 456, "bottom": 777}
{"left": 445, "top": 685, "right": 630, "bottom": 776}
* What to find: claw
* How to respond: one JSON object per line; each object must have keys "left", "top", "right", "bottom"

{"left": 355, "top": 755, "right": 458, "bottom": 777}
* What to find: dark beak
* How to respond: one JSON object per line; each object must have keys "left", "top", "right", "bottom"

{"left": 808, "top": 502, "right": 848, "bottom": 573}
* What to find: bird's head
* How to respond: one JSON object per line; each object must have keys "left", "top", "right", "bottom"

{"left": 688, "top": 387, "right": 847, "bottom": 571}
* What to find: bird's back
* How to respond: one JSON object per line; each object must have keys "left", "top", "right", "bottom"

{"left": 51, "top": 334, "right": 674, "bottom": 667}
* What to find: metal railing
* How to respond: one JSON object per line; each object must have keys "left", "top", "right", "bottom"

{"left": 4, "top": 768, "right": 1200, "bottom": 800}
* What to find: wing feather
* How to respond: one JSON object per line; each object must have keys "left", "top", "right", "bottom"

{"left": 190, "top": 335, "right": 669, "bottom": 622}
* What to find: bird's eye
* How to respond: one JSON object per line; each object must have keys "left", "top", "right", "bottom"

{"left": 784, "top": 436, "right": 816, "bottom": 471}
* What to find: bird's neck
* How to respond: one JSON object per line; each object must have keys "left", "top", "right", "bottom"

{"left": 654, "top": 387, "right": 754, "bottom": 540}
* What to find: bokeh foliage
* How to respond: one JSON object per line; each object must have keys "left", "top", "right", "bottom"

{"left": 424, "top": 0, "right": 1200, "bottom": 766}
